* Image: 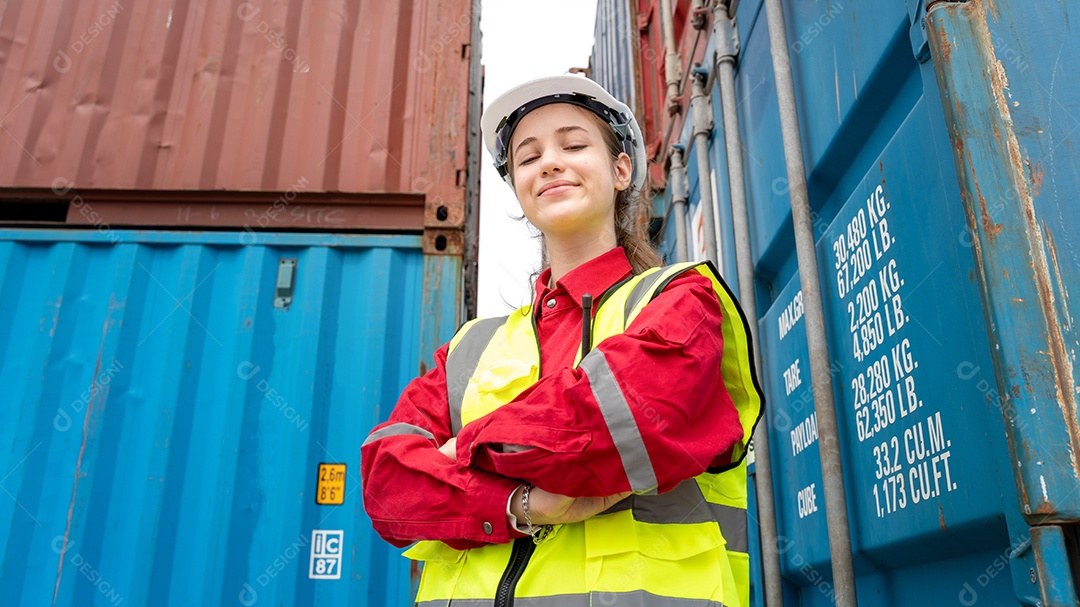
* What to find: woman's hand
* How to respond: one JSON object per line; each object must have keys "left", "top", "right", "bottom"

{"left": 438, "top": 437, "right": 457, "bottom": 461}
{"left": 440, "top": 439, "right": 532, "bottom": 462}
{"left": 511, "top": 485, "right": 631, "bottom": 526}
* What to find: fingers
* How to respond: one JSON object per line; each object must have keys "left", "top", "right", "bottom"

{"left": 539, "top": 491, "right": 635, "bottom": 525}
{"left": 602, "top": 491, "right": 632, "bottom": 508}
{"left": 437, "top": 437, "right": 458, "bottom": 461}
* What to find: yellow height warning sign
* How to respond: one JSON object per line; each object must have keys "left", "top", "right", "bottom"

{"left": 317, "top": 463, "right": 346, "bottom": 505}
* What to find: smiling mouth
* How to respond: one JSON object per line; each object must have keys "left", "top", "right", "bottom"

{"left": 539, "top": 183, "right": 577, "bottom": 197}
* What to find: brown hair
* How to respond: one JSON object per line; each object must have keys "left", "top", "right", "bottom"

{"left": 508, "top": 105, "right": 662, "bottom": 283}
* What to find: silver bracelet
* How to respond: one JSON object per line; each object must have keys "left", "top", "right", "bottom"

{"left": 521, "top": 484, "right": 551, "bottom": 545}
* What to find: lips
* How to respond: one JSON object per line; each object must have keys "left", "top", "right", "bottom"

{"left": 538, "top": 180, "right": 577, "bottom": 197}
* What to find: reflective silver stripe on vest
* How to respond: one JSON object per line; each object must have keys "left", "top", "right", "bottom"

{"left": 599, "top": 480, "right": 749, "bottom": 552}
{"left": 601, "top": 478, "right": 714, "bottom": 524}
{"left": 417, "top": 591, "right": 725, "bottom": 607}
{"left": 622, "top": 268, "right": 670, "bottom": 327}
{"left": 362, "top": 422, "right": 434, "bottom": 446}
{"left": 445, "top": 316, "right": 507, "bottom": 435}
{"left": 579, "top": 349, "right": 659, "bottom": 494}
{"left": 709, "top": 503, "right": 748, "bottom": 554}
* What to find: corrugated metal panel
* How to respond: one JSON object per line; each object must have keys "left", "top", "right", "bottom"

{"left": 637, "top": 0, "right": 1079, "bottom": 603}
{"left": 591, "top": 0, "right": 712, "bottom": 191}
{"left": 592, "top": 0, "right": 637, "bottom": 117}
{"left": 0, "top": 228, "right": 458, "bottom": 606}
{"left": 0, "top": 0, "right": 475, "bottom": 232}
{"left": 734, "top": 1, "right": 1039, "bottom": 603}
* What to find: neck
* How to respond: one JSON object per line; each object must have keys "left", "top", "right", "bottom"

{"left": 546, "top": 229, "right": 618, "bottom": 284}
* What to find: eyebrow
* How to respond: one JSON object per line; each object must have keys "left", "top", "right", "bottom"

{"left": 514, "top": 125, "right": 589, "bottom": 156}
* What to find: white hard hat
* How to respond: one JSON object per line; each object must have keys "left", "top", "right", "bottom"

{"left": 481, "top": 75, "right": 647, "bottom": 190}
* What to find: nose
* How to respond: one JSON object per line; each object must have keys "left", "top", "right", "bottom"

{"left": 538, "top": 148, "right": 563, "bottom": 176}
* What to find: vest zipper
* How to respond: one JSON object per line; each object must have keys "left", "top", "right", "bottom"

{"left": 492, "top": 536, "right": 536, "bottom": 607}
{"left": 497, "top": 291, "right": 597, "bottom": 605}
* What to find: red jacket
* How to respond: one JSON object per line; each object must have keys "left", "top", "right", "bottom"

{"left": 360, "top": 248, "right": 742, "bottom": 550}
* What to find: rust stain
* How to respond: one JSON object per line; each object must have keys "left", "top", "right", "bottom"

{"left": 935, "top": 24, "right": 953, "bottom": 64}
{"left": 1045, "top": 227, "right": 1073, "bottom": 330}
{"left": 1031, "top": 163, "right": 1045, "bottom": 197}
{"left": 968, "top": 149, "right": 1004, "bottom": 241}
{"left": 942, "top": 0, "right": 1080, "bottom": 507}
{"left": 959, "top": 183, "right": 988, "bottom": 283}
{"left": 938, "top": 503, "right": 947, "bottom": 532}
{"left": 1034, "top": 501, "right": 1056, "bottom": 515}
{"left": 981, "top": 0, "right": 1080, "bottom": 480}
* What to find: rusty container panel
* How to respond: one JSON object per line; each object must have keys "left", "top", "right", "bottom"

{"left": 926, "top": 0, "right": 1080, "bottom": 527}
{"left": 0, "top": 0, "right": 476, "bottom": 234}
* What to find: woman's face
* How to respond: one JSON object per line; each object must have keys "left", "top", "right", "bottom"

{"left": 508, "top": 103, "right": 632, "bottom": 242}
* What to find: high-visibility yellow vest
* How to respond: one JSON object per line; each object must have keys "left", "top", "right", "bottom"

{"left": 404, "top": 261, "right": 763, "bottom": 607}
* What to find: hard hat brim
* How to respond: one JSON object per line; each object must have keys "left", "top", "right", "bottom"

{"left": 481, "top": 75, "right": 647, "bottom": 190}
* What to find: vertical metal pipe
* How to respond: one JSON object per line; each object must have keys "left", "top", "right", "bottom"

{"left": 668, "top": 146, "right": 690, "bottom": 263}
{"left": 690, "top": 72, "right": 718, "bottom": 267}
{"left": 659, "top": 0, "right": 682, "bottom": 109}
{"left": 462, "top": 0, "right": 483, "bottom": 321}
{"left": 763, "top": 0, "right": 858, "bottom": 605}
{"left": 712, "top": 3, "right": 784, "bottom": 605}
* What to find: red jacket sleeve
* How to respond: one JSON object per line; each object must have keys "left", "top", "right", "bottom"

{"left": 455, "top": 272, "right": 743, "bottom": 498}
{"left": 360, "top": 344, "right": 525, "bottom": 550}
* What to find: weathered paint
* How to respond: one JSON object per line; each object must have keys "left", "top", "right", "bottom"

{"left": 0, "top": 228, "right": 460, "bottom": 606}
{"left": 927, "top": 0, "right": 1080, "bottom": 528}
{"left": 1030, "top": 526, "right": 1079, "bottom": 607}
{"left": 0, "top": 0, "right": 477, "bottom": 239}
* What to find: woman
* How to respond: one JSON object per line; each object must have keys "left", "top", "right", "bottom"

{"left": 361, "top": 75, "right": 762, "bottom": 607}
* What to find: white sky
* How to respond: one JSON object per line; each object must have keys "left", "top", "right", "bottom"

{"left": 476, "top": 0, "right": 599, "bottom": 317}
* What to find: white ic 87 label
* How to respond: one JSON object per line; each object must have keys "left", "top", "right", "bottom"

{"left": 309, "top": 530, "right": 343, "bottom": 579}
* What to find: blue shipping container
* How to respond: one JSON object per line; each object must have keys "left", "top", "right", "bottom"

{"left": 594, "top": 0, "right": 1078, "bottom": 604}
{"left": 0, "top": 229, "right": 462, "bottom": 606}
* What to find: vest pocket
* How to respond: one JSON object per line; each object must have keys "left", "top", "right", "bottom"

{"left": 402, "top": 540, "right": 465, "bottom": 563}
{"left": 402, "top": 541, "right": 467, "bottom": 605}
{"left": 582, "top": 510, "right": 726, "bottom": 601}
{"left": 462, "top": 359, "right": 538, "bottom": 425}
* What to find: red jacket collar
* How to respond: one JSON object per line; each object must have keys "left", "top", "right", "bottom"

{"left": 533, "top": 247, "right": 634, "bottom": 313}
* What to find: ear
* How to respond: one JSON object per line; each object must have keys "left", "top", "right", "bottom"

{"left": 613, "top": 152, "right": 633, "bottom": 191}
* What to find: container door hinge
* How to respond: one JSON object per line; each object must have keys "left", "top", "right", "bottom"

{"left": 275, "top": 258, "right": 297, "bottom": 309}
{"left": 908, "top": 0, "right": 933, "bottom": 63}
{"left": 1029, "top": 525, "right": 1080, "bottom": 607}
{"left": 714, "top": 10, "right": 739, "bottom": 63}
